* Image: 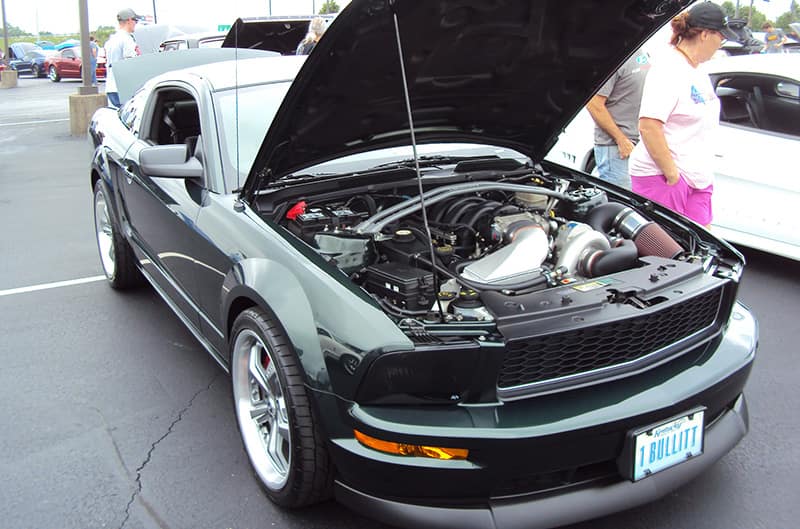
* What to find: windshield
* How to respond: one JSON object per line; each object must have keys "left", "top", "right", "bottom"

{"left": 288, "top": 143, "right": 531, "bottom": 179}
{"left": 214, "top": 81, "right": 292, "bottom": 192}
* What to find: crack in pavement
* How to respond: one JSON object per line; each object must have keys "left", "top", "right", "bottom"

{"left": 119, "top": 374, "right": 221, "bottom": 529}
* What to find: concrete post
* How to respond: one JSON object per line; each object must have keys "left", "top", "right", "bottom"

{"left": 69, "top": 93, "right": 107, "bottom": 136}
{"left": 0, "top": 68, "right": 17, "bottom": 88}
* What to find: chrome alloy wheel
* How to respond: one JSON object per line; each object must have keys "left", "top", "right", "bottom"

{"left": 93, "top": 189, "right": 116, "bottom": 279}
{"left": 232, "top": 329, "right": 291, "bottom": 490}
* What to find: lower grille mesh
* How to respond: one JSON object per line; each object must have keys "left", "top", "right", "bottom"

{"left": 498, "top": 287, "right": 723, "bottom": 390}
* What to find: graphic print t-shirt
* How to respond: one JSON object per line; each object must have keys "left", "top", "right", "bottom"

{"left": 628, "top": 47, "right": 720, "bottom": 189}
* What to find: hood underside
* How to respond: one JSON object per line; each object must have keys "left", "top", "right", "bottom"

{"left": 248, "top": 0, "right": 693, "bottom": 189}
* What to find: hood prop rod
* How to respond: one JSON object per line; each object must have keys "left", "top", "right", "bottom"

{"left": 391, "top": 5, "right": 446, "bottom": 323}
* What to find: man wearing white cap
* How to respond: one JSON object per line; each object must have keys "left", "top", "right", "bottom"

{"left": 105, "top": 8, "right": 143, "bottom": 107}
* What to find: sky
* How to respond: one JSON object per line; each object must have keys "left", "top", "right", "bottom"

{"left": 2, "top": 0, "right": 352, "bottom": 35}
{"left": 0, "top": 0, "right": 791, "bottom": 36}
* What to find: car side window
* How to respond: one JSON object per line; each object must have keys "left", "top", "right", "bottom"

{"left": 119, "top": 90, "right": 148, "bottom": 135}
{"left": 146, "top": 90, "right": 202, "bottom": 147}
{"left": 140, "top": 87, "right": 206, "bottom": 184}
{"left": 716, "top": 74, "right": 800, "bottom": 138}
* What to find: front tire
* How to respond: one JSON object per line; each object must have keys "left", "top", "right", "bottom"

{"left": 49, "top": 65, "right": 60, "bottom": 82}
{"left": 31, "top": 64, "right": 40, "bottom": 77}
{"left": 231, "top": 308, "right": 333, "bottom": 508}
{"left": 93, "top": 180, "right": 140, "bottom": 289}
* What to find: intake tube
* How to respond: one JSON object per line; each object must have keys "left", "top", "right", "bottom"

{"left": 581, "top": 239, "right": 639, "bottom": 277}
{"left": 585, "top": 203, "right": 684, "bottom": 258}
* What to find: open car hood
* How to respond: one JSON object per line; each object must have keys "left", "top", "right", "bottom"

{"left": 221, "top": 16, "right": 334, "bottom": 55}
{"left": 246, "top": 0, "right": 692, "bottom": 192}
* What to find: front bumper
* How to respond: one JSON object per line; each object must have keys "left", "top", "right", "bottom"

{"left": 320, "top": 301, "right": 756, "bottom": 529}
{"left": 334, "top": 394, "right": 748, "bottom": 529}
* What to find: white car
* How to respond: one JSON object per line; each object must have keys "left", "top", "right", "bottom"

{"left": 546, "top": 53, "right": 800, "bottom": 261}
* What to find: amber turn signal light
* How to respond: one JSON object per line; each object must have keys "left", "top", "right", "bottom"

{"left": 354, "top": 430, "right": 468, "bottom": 460}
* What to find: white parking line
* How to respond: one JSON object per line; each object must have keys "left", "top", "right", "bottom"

{"left": 0, "top": 118, "right": 70, "bottom": 127}
{"left": 0, "top": 275, "right": 106, "bottom": 297}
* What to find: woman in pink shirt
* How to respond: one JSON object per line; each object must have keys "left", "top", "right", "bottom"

{"left": 629, "top": 2, "right": 737, "bottom": 227}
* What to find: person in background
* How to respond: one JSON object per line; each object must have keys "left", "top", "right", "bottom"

{"left": 586, "top": 48, "right": 651, "bottom": 188}
{"left": 105, "top": 8, "right": 143, "bottom": 107}
{"left": 89, "top": 35, "right": 99, "bottom": 86}
{"left": 628, "top": 2, "right": 737, "bottom": 228}
{"left": 762, "top": 22, "right": 788, "bottom": 53}
{"left": 295, "top": 17, "right": 327, "bottom": 55}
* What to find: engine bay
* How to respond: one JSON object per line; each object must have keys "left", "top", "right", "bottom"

{"left": 272, "top": 164, "right": 729, "bottom": 324}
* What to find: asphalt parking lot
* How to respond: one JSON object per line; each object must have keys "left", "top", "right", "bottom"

{"left": 2, "top": 76, "right": 799, "bottom": 529}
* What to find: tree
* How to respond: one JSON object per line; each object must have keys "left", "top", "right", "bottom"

{"left": 749, "top": 9, "right": 767, "bottom": 30}
{"left": 774, "top": 0, "right": 799, "bottom": 32}
{"left": 721, "top": 1, "right": 736, "bottom": 18}
{"left": 721, "top": 1, "right": 766, "bottom": 28}
{"left": 776, "top": 12, "right": 799, "bottom": 32}
{"left": 5, "top": 23, "right": 32, "bottom": 37}
{"left": 93, "top": 26, "right": 115, "bottom": 47}
{"left": 319, "top": 0, "right": 340, "bottom": 14}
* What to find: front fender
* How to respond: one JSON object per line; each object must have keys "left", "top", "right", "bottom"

{"left": 224, "top": 258, "right": 323, "bottom": 378}
{"left": 222, "top": 254, "right": 413, "bottom": 395}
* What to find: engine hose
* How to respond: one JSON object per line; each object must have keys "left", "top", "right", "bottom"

{"left": 373, "top": 295, "right": 430, "bottom": 317}
{"left": 348, "top": 194, "right": 378, "bottom": 216}
{"left": 582, "top": 239, "right": 638, "bottom": 277}
{"left": 585, "top": 202, "right": 627, "bottom": 234}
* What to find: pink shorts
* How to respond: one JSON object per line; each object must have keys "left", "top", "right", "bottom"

{"left": 631, "top": 174, "right": 713, "bottom": 226}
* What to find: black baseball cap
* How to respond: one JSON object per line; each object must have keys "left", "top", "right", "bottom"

{"left": 686, "top": 2, "right": 739, "bottom": 41}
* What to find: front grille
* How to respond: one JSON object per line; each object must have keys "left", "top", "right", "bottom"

{"left": 498, "top": 287, "right": 723, "bottom": 393}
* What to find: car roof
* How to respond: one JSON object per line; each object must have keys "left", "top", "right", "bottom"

{"left": 112, "top": 50, "right": 295, "bottom": 101}
{"left": 157, "top": 55, "right": 305, "bottom": 91}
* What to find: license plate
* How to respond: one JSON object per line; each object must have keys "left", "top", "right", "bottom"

{"left": 631, "top": 408, "right": 705, "bottom": 481}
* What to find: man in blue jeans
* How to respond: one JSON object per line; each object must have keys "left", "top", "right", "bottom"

{"left": 586, "top": 49, "right": 650, "bottom": 188}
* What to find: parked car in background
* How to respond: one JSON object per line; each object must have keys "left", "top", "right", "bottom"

{"left": 44, "top": 45, "right": 106, "bottom": 82}
{"left": 35, "top": 40, "right": 56, "bottom": 50}
{"left": 55, "top": 39, "right": 79, "bottom": 50}
{"left": 159, "top": 31, "right": 226, "bottom": 51}
{"left": 547, "top": 54, "right": 800, "bottom": 261}
{"left": 88, "top": 2, "right": 757, "bottom": 528}
{"left": 134, "top": 23, "right": 215, "bottom": 54}
{"left": 9, "top": 49, "right": 58, "bottom": 77}
{"left": 6, "top": 42, "right": 39, "bottom": 61}
{"left": 707, "top": 53, "right": 800, "bottom": 260}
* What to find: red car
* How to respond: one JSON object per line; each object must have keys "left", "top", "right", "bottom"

{"left": 44, "top": 46, "right": 106, "bottom": 82}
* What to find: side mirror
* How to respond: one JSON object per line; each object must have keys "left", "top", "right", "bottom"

{"left": 140, "top": 144, "right": 203, "bottom": 179}
{"left": 776, "top": 82, "right": 800, "bottom": 99}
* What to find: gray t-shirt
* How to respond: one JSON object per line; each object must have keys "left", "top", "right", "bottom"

{"left": 764, "top": 28, "right": 786, "bottom": 53}
{"left": 593, "top": 51, "right": 651, "bottom": 145}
